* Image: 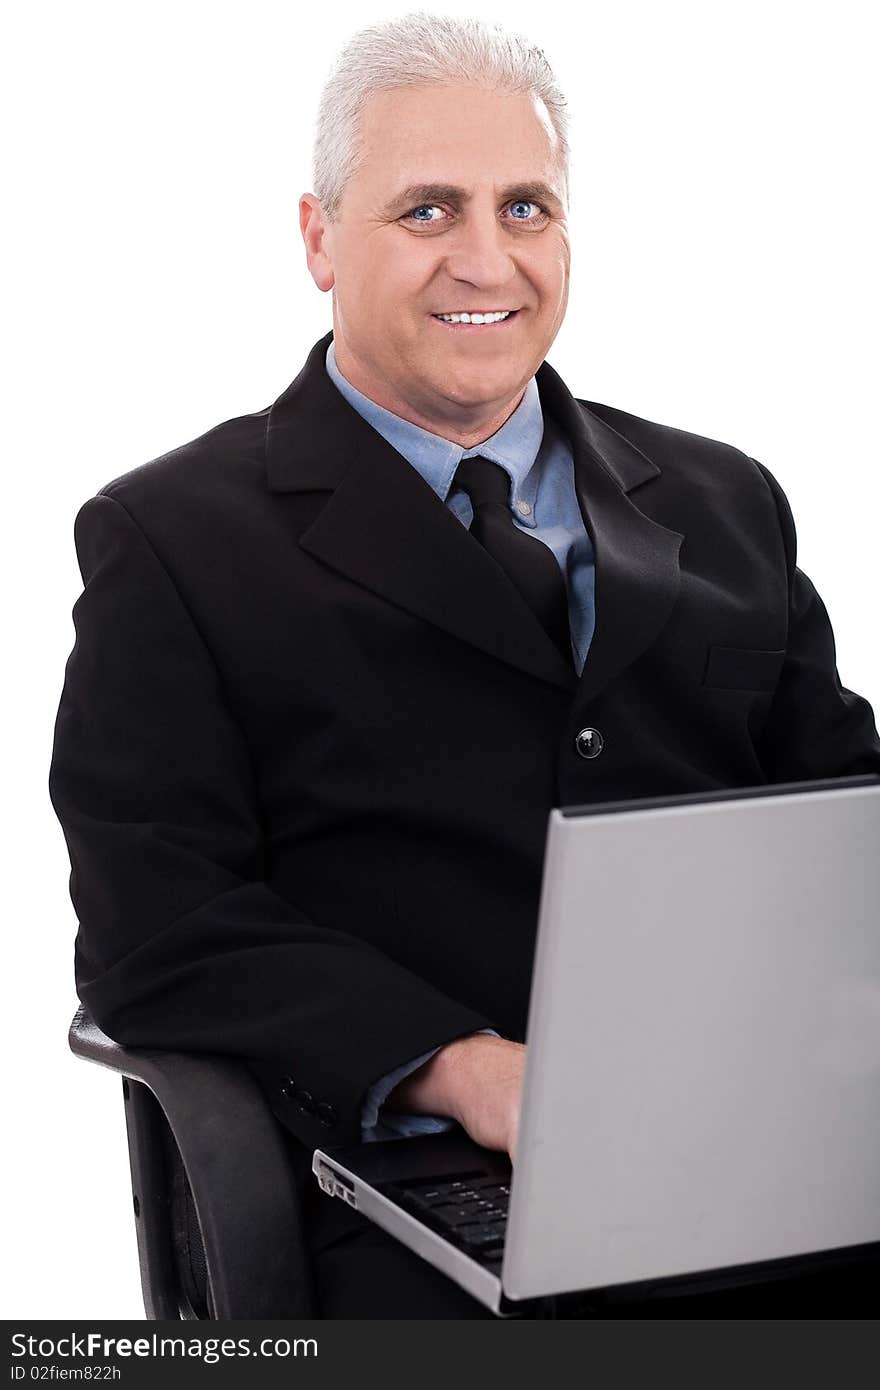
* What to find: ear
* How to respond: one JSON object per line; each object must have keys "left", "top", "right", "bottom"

{"left": 299, "top": 194, "right": 335, "bottom": 293}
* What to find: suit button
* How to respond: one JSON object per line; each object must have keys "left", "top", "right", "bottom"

{"left": 575, "top": 727, "right": 604, "bottom": 759}
{"left": 294, "top": 1088, "right": 316, "bottom": 1115}
{"left": 281, "top": 1075, "right": 297, "bottom": 1099}
{"left": 317, "top": 1102, "right": 338, "bottom": 1127}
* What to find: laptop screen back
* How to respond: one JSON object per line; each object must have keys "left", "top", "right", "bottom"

{"left": 502, "top": 779, "right": 880, "bottom": 1301}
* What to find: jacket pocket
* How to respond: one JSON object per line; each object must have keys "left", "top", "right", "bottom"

{"left": 702, "top": 644, "right": 785, "bottom": 691}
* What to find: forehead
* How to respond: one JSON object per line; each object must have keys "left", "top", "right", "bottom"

{"left": 357, "top": 82, "right": 562, "bottom": 198}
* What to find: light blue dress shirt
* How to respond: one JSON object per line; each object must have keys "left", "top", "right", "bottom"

{"left": 324, "top": 338, "right": 597, "bottom": 1142}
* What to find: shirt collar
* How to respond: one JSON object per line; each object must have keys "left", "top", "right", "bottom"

{"left": 325, "top": 338, "right": 545, "bottom": 517}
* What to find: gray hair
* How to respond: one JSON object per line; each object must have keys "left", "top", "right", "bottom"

{"left": 311, "top": 11, "right": 571, "bottom": 224}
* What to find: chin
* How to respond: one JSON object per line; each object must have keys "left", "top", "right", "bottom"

{"left": 439, "top": 377, "right": 515, "bottom": 407}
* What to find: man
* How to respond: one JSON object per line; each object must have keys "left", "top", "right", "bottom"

{"left": 49, "top": 14, "right": 880, "bottom": 1319}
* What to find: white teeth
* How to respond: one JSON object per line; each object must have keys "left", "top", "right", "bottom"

{"left": 435, "top": 310, "right": 512, "bottom": 324}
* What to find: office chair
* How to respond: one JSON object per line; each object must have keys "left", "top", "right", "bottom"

{"left": 68, "top": 1004, "right": 318, "bottom": 1319}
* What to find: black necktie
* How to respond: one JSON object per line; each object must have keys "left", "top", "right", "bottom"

{"left": 452, "top": 454, "right": 572, "bottom": 663}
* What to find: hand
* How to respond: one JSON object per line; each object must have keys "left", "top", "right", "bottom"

{"left": 385, "top": 1032, "right": 526, "bottom": 1164}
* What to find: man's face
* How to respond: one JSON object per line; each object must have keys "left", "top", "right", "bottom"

{"left": 300, "top": 82, "right": 571, "bottom": 443}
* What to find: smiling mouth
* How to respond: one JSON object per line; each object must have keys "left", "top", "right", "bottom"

{"left": 430, "top": 309, "right": 521, "bottom": 330}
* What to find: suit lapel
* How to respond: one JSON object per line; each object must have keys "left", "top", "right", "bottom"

{"left": 265, "top": 331, "right": 683, "bottom": 702}
{"left": 536, "top": 359, "right": 685, "bottom": 704}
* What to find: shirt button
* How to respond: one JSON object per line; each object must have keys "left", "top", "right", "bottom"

{"left": 516, "top": 500, "right": 532, "bottom": 516}
{"left": 574, "top": 727, "right": 604, "bottom": 759}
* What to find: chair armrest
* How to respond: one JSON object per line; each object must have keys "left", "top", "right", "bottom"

{"left": 69, "top": 1003, "right": 317, "bottom": 1318}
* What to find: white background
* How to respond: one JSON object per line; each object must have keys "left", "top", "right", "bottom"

{"left": 4, "top": 0, "right": 878, "bottom": 1318}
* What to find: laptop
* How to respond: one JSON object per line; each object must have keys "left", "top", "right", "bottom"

{"left": 313, "top": 774, "right": 880, "bottom": 1316}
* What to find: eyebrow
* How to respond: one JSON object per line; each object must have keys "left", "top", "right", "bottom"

{"left": 382, "top": 180, "right": 565, "bottom": 215}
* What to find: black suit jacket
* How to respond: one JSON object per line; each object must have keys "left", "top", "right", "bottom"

{"left": 49, "top": 329, "right": 880, "bottom": 1181}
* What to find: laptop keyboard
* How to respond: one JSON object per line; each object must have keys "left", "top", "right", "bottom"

{"left": 389, "top": 1173, "right": 510, "bottom": 1262}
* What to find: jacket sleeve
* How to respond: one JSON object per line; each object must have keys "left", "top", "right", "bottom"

{"left": 751, "top": 459, "right": 880, "bottom": 782}
{"left": 48, "top": 492, "right": 496, "bottom": 1149}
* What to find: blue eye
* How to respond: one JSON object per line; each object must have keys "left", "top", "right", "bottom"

{"left": 403, "top": 200, "right": 548, "bottom": 226}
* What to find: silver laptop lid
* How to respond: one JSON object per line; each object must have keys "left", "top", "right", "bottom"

{"left": 502, "top": 779, "right": 880, "bottom": 1301}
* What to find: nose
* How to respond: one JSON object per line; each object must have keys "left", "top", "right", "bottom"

{"left": 443, "top": 211, "right": 520, "bottom": 293}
